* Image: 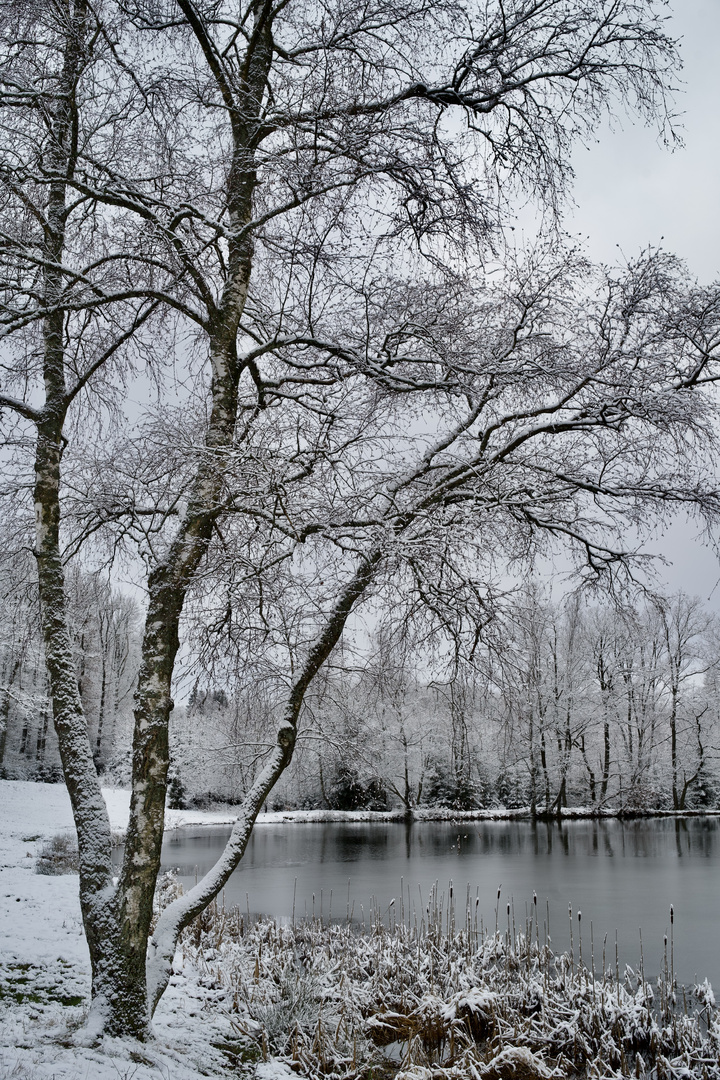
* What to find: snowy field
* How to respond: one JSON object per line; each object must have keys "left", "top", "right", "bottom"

{"left": 0, "top": 780, "right": 277, "bottom": 1080}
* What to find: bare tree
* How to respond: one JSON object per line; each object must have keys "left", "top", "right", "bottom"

{"left": 3, "top": 0, "right": 720, "bottom": 1041}
{"left": 654, "top": 593, "right": 714, "bottom": 809}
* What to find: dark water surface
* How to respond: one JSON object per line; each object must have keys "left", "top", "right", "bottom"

{"left": 132, "top": 817, "right": 720, "bottom": 986}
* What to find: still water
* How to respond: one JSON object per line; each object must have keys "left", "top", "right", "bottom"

{"left": 135, "top": 817, "right": 720, "bottom": 987}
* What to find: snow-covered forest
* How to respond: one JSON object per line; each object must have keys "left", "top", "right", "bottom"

{"left": 0, "top": 555, "right": 139, "bottom": 783}
{"left": 3, "top": 570, "right": 719, "bottom": 814}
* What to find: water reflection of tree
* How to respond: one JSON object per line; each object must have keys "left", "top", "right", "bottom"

{"left": 675, "top": 818, "right": 688, "bottom": 859}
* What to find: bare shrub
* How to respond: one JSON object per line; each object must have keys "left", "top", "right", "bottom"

{"left": 35, "top": 834, "right": 79, "bottom": 876}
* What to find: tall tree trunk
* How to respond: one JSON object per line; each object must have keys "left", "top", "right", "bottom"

{"left": 670, "top": 690, "right": 679, "bottom": 810}
{"left": 35, "top": 708, "right": 50, "bottom": 762}
{"left": 540, "top": 728, "right": 550, "bottom": 813}
{"left": 95, "top": 613, "right": 109, "bottom": 758}
{"left": 579, "top": 735, "right": 596, "bottom": 804}
{"left": 0, "top": 658, "right": 22, "bottom": 766}
{"left": 29, "top": 0, "right": 120, "bottom": 1029}
{"left": 528, "top": 708, "right": 537, "bottom": 818}
{"left": 402, "top": 728, "right": 412, "bottom": 810}
{"left": 90, "top": 0, "right": 282, "bottom": 1028}
{"left": 34, "top": 421, "right": 117, "bottom": 1003}
{"left": 600, "top": 715, "right": 611, "bottom": 803}
{"left": 95, "top": 0, "right": 274, "bottom": 1035}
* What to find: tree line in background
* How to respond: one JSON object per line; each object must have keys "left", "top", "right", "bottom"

{"left": 4, "top": 569, "right": 718, "bottom": 815}
{"left": 0, "top": 555, "right": 139, "bottom": 781}
{"left": 292, "top": 588, "right": 720, "bottom": 815}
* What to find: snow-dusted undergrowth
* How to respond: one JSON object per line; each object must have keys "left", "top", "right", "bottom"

{"left": 177, "top": 879, "right": 720, "bottom": 1080}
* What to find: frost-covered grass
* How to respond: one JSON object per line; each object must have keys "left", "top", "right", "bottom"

{"left": 177, "top": 881, "right": 720, "bottom": 1080}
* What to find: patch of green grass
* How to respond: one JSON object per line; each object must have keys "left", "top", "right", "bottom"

{"left": 0, "top": 983, "right": 44, "bottom": 1005}
{"left": 56, "top": 993, "right": 84, "bottom": 1007}
{"left": 212, "top": 1038, "right": 263, "bottom": 1067}
{"left": 0, "top": 963, "right": 85, "bottom": 1008}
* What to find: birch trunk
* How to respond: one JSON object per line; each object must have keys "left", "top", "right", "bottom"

{"left": 28, "top": 0, "right": 126, "bottom": 1030}
{"left": 88, "top": 0, "right": 280, "bottom": 1031}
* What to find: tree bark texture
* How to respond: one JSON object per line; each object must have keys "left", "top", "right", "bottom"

{"left": 104, "top": 3, "right": 275, "bottom": 1032}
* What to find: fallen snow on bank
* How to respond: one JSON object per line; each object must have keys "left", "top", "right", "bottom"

{"left": 0, "top": 780, "right": 245, "bottom": 1079}
{"left": 3, "top": 781, "right": 523, "bottom": 840}
{"left": 96, "top": 790, "right": 720, "bottom": 832}
{"left": 106, "top": 793, "right": 535, "bottom": 831}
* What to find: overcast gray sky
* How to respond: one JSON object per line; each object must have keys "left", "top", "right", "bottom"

{"left": 570, "top": 0, "right": 719, "bottom": 285}
{"left": 564, "top": 0, "right": 720, "bottom": 601}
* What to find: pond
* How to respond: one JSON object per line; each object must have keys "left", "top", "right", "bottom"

{"left": 120, "top": 817, "right": 720, "bottom": 988}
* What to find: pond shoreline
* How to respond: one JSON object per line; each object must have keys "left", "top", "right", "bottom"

{"left": 147, "top": 809, "right": 720, "bottom": 989}
{"left": 163, "top": 803, "right": 720, "bottom": 833}
{"left": 12, "top": 782, "right": 717, "bottom": 836}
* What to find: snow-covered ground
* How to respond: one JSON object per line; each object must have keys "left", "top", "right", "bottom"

{"left": 1, "top": 780, "right": 461, "bottom": 1079}
{"left": 0, "top": 780, "right": 261, "bottom": 1080}
{"left": 0, "top": 780, "right": 549, "bottom": 1080}
{"left": 3, "top": 780, "right": 720, "bottom": 1080}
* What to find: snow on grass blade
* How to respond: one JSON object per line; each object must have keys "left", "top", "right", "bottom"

{"left": 171, "top": 880, "right": 720, "bottom": 1080}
